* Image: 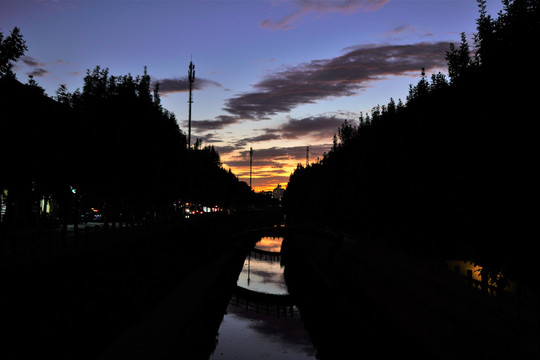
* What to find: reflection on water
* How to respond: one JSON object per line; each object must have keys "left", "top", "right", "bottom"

{"left": 237, "top": 256, "right": 288, "bottom": 295}
{"left": 210, "top": 236, "right": 316, "bottom": 359}
{"left": 254, "top": 236, "right": 283, "bottom": 252}
{"left": 237, "top": 236, "right": 287, "bottom": 295}
{"left": 210, "top": 306, "right": 315, "bottom": 359}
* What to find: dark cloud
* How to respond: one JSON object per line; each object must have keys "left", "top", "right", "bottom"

{"left": 27, "top": 68, "right": 49, "bottom": 77}
{"left": 190, "top": 132, "right": 222, "bottom": 144}
{"left": 261, "top": 0, "right": 389, "bottom": 30}
{"left": 380, "top": 25, "right": 435, "bottom": 40}
{"left": 21, "top": 56, "right": 45, "bottom": 67}
{"left": 278, "top": 115, "right": 346, "bottom": 139}
{"left": 232, "top": 115, "right": 347, "bottom": 148}
{"left": 154, "top": 76, "right": 222, "bottom": 94}
{"left": 21, "top": 56, "right": 52, "bottom": 77}
{"left": 235, "top": 133, "right": 282, "bottom": 148}
{"left": 227, "top": 144, "right": 332, "bottom": 169}
{"left": 213, "top": 145, "right": 239, "bottom": 155}
{"left": 189, "top": 115, "right": 242, "bottom": 131}
{"left": 223, "top": 41, "right": 450, "bottom": 120}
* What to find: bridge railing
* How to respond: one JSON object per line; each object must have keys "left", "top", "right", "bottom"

{"left": 230, "top": 285, "right": 298, "bottom": 318}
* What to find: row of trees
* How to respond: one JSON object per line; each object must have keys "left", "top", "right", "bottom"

{"left": 283, "top": 0, "right": 538, "bottom": 285}
{"left": 1, "top": 30, "right": 256, "bottom": 227}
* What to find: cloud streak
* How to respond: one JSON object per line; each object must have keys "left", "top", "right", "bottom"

{"left": 232, "top": 115, "right": 347, "bottom": 148}
{"left": 379, "top": 24, "right": 435, "bottom": 41}
{"left": 261, "top": 0, "right": 389, "bottom": 30}
{"left": 223, "top": 41, "right": 450, "bottom": 120}
{"left": 226, "top": 143, "right": 332, "bottom": 169}
{"left": 189, "top": 115, "right": 242, "bottom": 131}
{"left": 27, "top": 68, "right": 49, "bottom": 77}
{"left": 21, "top": 56, "right": 62, "bottom": 77}
{"left": 154, "top": 76, "right": 222, "bottom": 94}
{"left": 21, "top": 56, "right": 46, "bottom": 67}
{"left": 277, "top": 115, "right": 346, "bottom": 139}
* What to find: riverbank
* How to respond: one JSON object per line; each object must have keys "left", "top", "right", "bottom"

{"left": 1, "top": 211, "right": 280, "bottom": 359}
{"left": 99, "top": 239, "right": 250, "bottom": 360}
{"left": 283, "top": 226, "right": 539, "bottom": 359}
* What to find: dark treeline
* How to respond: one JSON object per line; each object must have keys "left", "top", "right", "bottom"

{"left": 1, "top": 39, "right": 257, "bottom": 227}
{"left": 283, "top": 0, "right": 539, "bottom": 286}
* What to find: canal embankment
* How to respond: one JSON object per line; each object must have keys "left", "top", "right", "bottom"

{"left": 284, "top": 226, "right": 539, "bottom": 359}
{"left": 1, "top": 211, "right": 281, "bottom": 360}
{"left": 98, "top": 236, "right": 252, "bottom": 360}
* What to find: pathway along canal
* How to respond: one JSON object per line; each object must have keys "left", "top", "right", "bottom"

{"left": 210, "top": 236, "right": 316, "bottom": 359}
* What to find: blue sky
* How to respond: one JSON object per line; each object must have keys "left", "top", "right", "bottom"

{"left": 1, "top": 0, "right": 503, "bottom": 190}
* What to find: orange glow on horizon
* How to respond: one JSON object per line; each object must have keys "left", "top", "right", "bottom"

{"left": 223, "top": 161, "right": 297, "bottom": 193}
{"left": 220, "top": 142, "right": 331, "bottom": 193}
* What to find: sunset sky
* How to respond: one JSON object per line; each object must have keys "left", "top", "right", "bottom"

{"left": 1, "top": 0, "right": 503, "bottom": 191}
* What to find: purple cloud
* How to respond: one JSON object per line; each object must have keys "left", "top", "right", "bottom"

{"left": 154, "top": 76, "right": 222, "bottom": 94}
{"left": 21, "top": 56, "right": 46, "bottom": 67}
{"left": 278, "top": 115, "right": 346, "bottom": 139}
{"left": 27, "top": 68, "right": 49, "bottom": 77}
{"left": 223, "top": 41, "right": 450, "bottom": 120}
{"left": 261, "top": 0, "right": 389, "bottom": 30}
{"left": 189, "top": 115, "right": 242, "bottom": 131}
{"left": 233, "top": 115, "right": 346, "bottom": 148}
{"left": 379, "top": 24, "right": 435, "bottom": 41}
{"left": 235, "top": 133, "right": 282, "bottom": 148}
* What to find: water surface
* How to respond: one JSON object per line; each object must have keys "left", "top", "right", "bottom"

{"left": 210, "top": 236, "right": 316, "bottom": 359}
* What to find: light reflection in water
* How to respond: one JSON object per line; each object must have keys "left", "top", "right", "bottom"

{"left": 210, "top": 236, "right": 316, "bottom": 359}
{"left": 210, "top": 308, "right": 316, "bottom": 360}
{"left": 254, "top": 236, "right": 284, "bottom": 252}
{"left": 237, "top": 236, "right": 287, "bottom": 295}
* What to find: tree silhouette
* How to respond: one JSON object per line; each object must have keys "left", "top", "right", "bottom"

{"left": 0, "top": 27, "right": 27, "bottom": 78}
{"left": 283, "top": 0, "right": 540, "bottom": 286}
{"left": 1, "top": 50, "right": 259, "bottom": 226}
{"left": 446, "top": 33, "right": 473, "bottom": 82}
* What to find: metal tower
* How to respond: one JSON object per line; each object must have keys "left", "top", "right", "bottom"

{"left": 187, "top": 60, "right": 195, "bottom": 148}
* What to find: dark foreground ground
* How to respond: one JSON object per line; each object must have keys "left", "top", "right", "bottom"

{"left": 2, "top": 215, "right": 538, "bottom": 359}
{"left": 1, "top": 211, "right": 279, "bottom": 360}
{"left": 283, "top": 227, "right": 540, "bottom": 360}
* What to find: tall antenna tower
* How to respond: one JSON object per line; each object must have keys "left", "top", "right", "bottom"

{"left": 187, "top": 59, "right": 195, "bottom": 148}
{"left": 306, "top": 146, "right": 310, "bottom": 167}
{"left": 249, "top": 147, "right": 254, "bottom": 190}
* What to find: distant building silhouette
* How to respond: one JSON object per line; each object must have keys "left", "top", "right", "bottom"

{"left": 272, "top": 184, "right": 284, "bottom": 201}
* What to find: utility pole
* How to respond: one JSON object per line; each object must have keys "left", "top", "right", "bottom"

{"left": 187, "top": 59, "right": 195, "bottom": 149}
{"left": 249, "top": 147, "right": 253, "bottom": 191}
{"left": 306, "top": 146, "right": 310, "bottom": 167}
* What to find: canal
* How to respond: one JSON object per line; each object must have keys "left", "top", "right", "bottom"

{"left": 99, "top": 225, "right": 538, "bottom": 359}
{"left": 210, "top": 236, "right": 316, "bottom": 359}
{"left": 204, "top": 228, "right": 425, "bottom": 359}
